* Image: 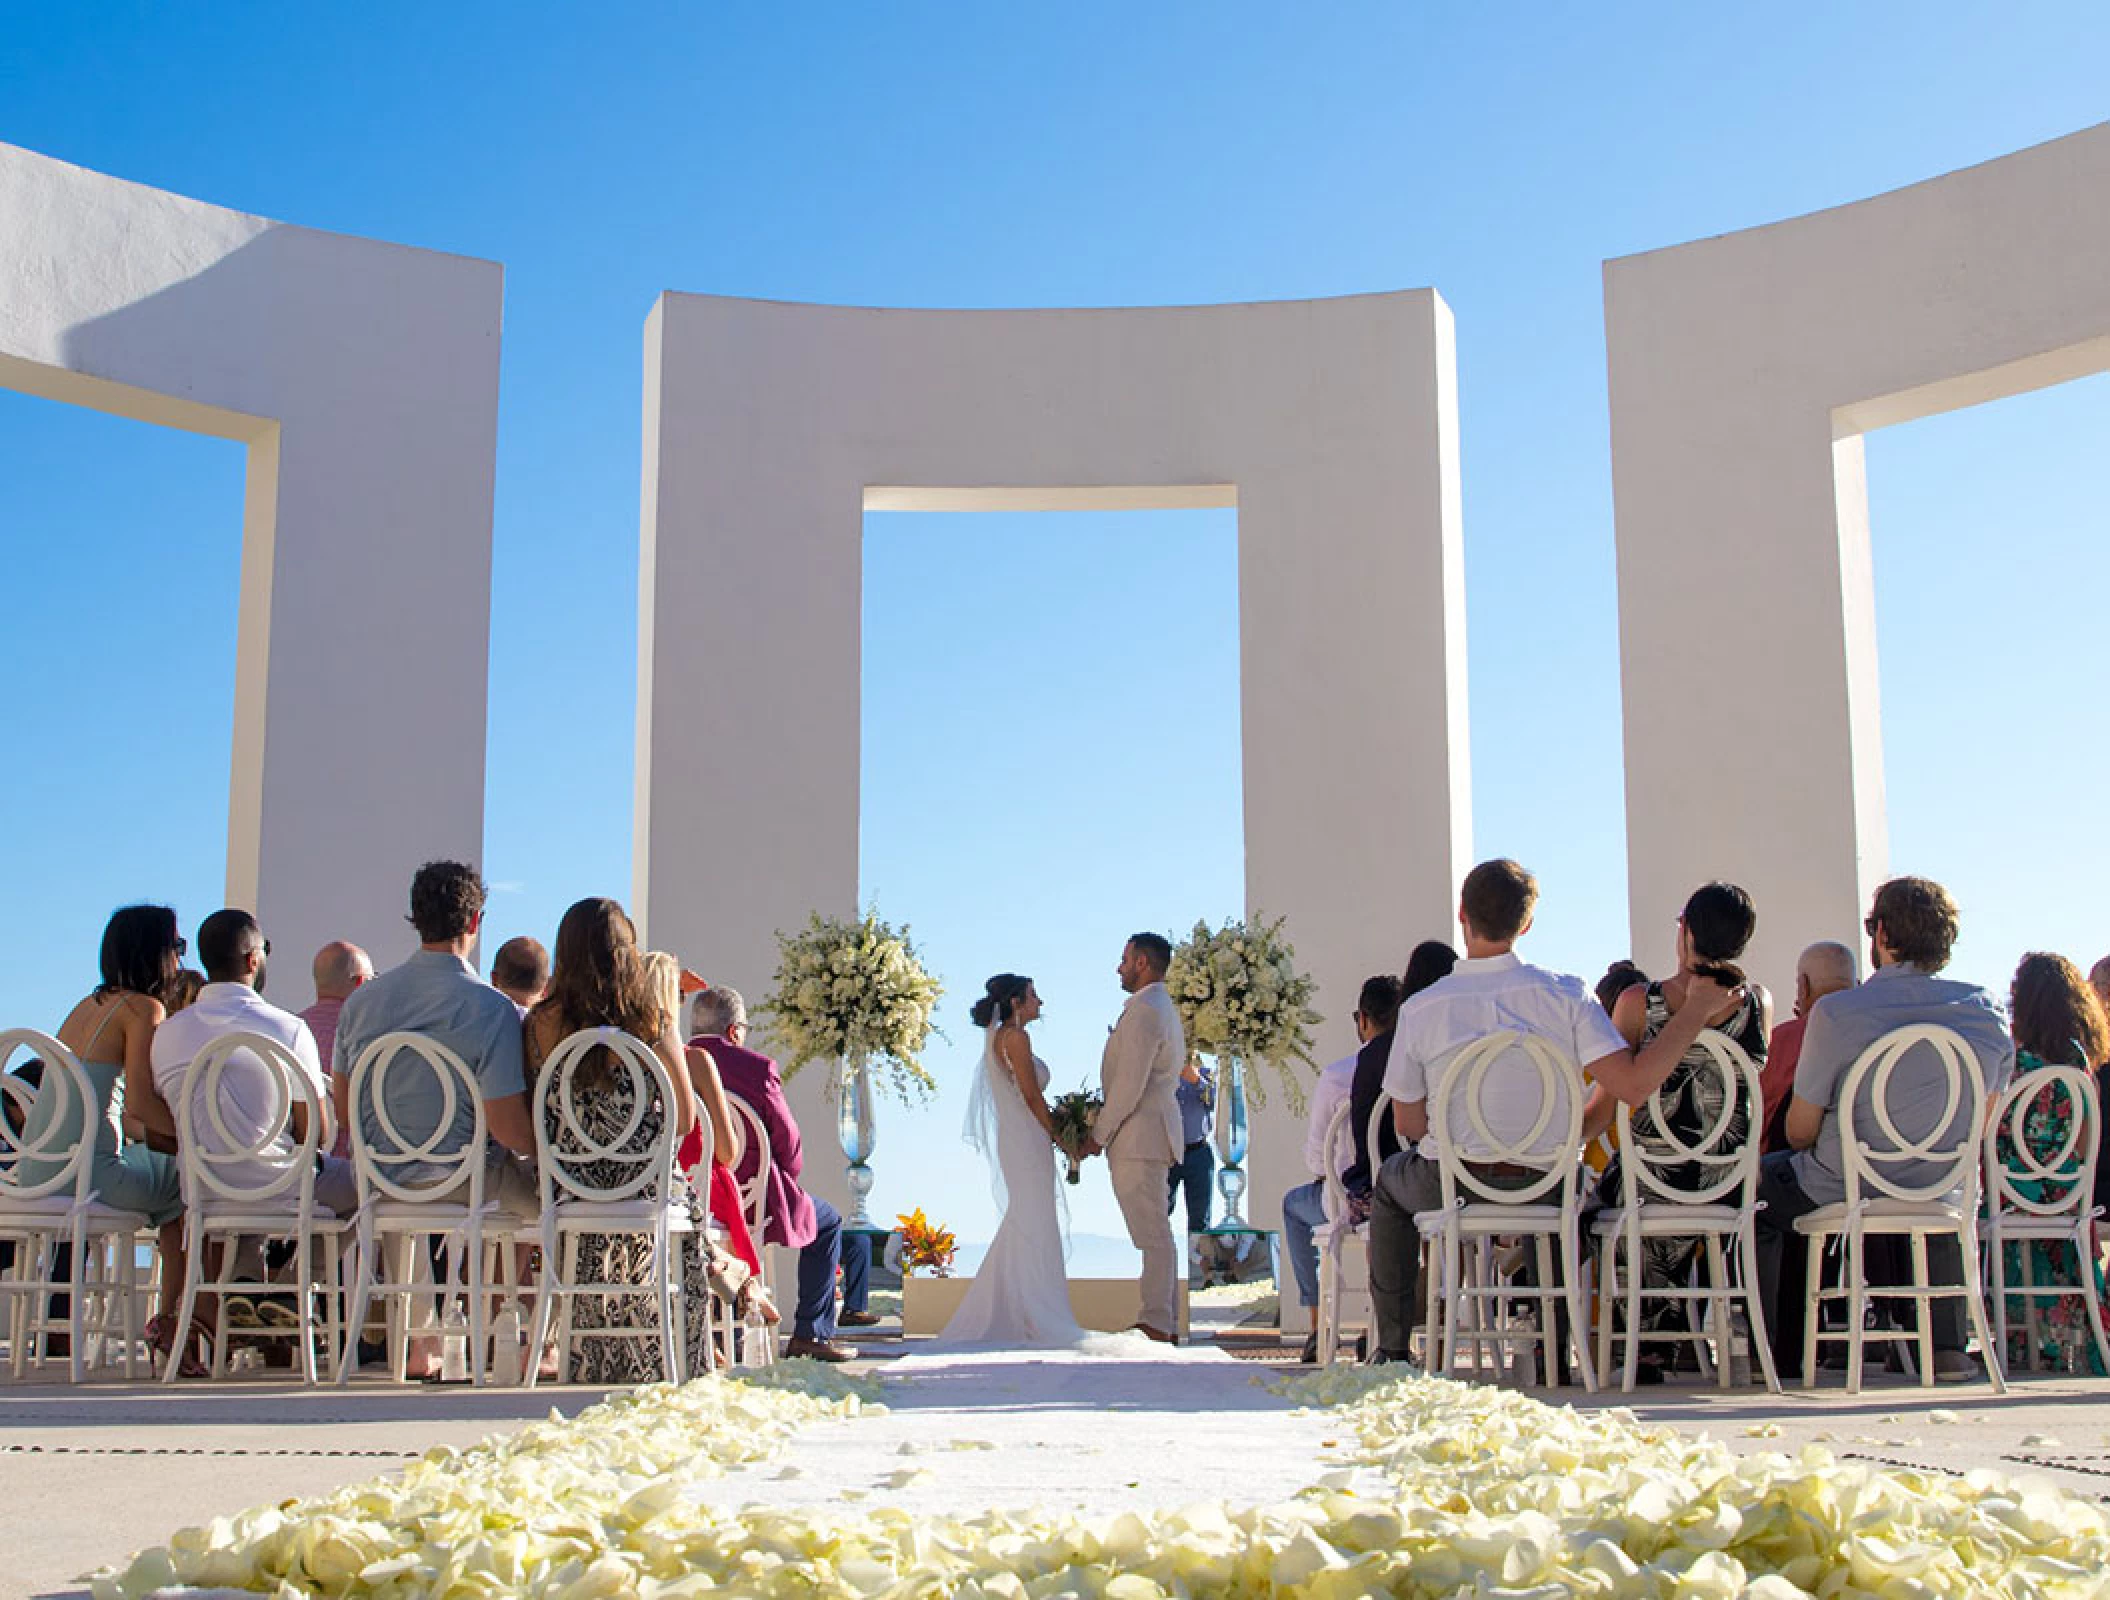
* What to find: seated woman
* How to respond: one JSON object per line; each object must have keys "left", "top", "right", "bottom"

{"left": 1587, "top": 882, "right": 1767, "bottom": 1382}
{"left": 523, "top": 898, "right": 751, "bottom": 1382}
{"left": 642, "top": 951, "right": 776, "bottom": 1322}
{"left": 1995, "top": 951, "right": 2110, "bottom": 1372}
{"left": 19, "top": 906, "right": 198, "bottom": 1373}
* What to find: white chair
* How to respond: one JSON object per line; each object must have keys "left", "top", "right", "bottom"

{"left": 720, "top": 1090, "right": 776, "bottom": 1368}
{"left": 1983, "top": 1061, "right": 2110, "bottom": 1375}
{"left": 1592, "top": 1028, "right": 1780, "bottom": 1393}
{"left": 527, "top": 1028, "right": 700, "bottom": 1386}
{"left": 0, "top": 1031, "right": 152, "bottom": 1382}
{"left": 338, "top": 1032, "right": 519, "bottom": 1386}
{"left": 1414, "top": 1031, "right": 1597, "bottom": 1392}
{"left": 1314, "top": 1091, "right": 1391, "bottom": 1365}
{"left": 1795, "top": 1023, "right": 2005, "bottom": 1392}
{"left": 165, "top": 1031, "right": 350, "bottom": 1384}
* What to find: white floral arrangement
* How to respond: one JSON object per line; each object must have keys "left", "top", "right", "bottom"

{"left": 756, "top": 908, "right": 943, "bottom": 1103}
{"left": 1166, "top": 912, "right": 1321, "bottom": 1112}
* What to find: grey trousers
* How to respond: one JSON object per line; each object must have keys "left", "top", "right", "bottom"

{"left": 1367, "top": 1151, "right": 1446, "bottom": 1357}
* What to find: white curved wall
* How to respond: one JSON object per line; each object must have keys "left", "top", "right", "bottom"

{"left": 1605, "top": 121, "right": 2110, "bottom": 992}
{"left": 0, "top": 143, "right": 503, "bottom": 972}
{"left": 638, "top": 290, "right": 1472, "bottom": 1223}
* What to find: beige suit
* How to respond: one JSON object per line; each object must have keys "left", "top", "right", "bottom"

{"left": 1094, "top": 981, "right": 1186, "bottom": 1334}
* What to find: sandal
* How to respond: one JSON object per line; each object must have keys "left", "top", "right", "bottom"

{"left": 735, "top": 1281, "right": 781, "bottom": 1326}
{"left": 704, "top": 1249, "right": 753, "bottom": 1305}
{"left": 255, "top": 1299, "right": 302, "bottom": 1330}
{"left": 146, "top": 1313, "right": 213, "bottom": 1379}
{"left": 222, "top": 1296, "right": 261, "bottom": 1329}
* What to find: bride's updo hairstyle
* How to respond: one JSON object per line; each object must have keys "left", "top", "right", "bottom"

{"left": 970, "top": 973, "right": 1033, "bottom": 1029}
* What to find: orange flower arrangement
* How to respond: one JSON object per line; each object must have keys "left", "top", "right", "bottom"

{"left": 895, "top": 1208, "right": 957, "bottom": 1278}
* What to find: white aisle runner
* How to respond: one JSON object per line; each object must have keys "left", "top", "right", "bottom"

{"left": 697, "top": 1344, "right": 1344, "bottom": 1517}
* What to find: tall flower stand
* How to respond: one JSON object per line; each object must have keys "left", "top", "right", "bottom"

{"left": 1214, "top": 1053, "right": 1249, "bottom": 1227}
{"left": 836, "top": 1056, "right": 877, "bottom": 1228}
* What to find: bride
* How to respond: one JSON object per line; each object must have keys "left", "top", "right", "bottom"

{"left": 939, "top": 973, "right": 1088, "bottom": 1346}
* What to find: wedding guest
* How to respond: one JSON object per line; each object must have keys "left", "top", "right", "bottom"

{"left": 1342, "top": 941, "right": 1456, "bottom": 1203}
{"left": 300, "top": 940, "right": 372, "bottom": 1159}
{"left": 152, "top": 910, "right": 358, "bottom": 1218}
{"left": 525, "top": 898, "right": 724, "bottom": 1381}
{"left": 1595, "top": 960, "right": 1648, "bottom": 1015}
{"left": 165, "top": 969, "right": 206, "bottom": 1014}
{"left": 1759, "top": 941, "right": 1856, "bottom": 1153}
{"left": 21, "top": 907, "right": 191, "bottom": 1368}
{"left": 1281, "top": 973, "right": 1401, "bottom": 1361}
{"left": 1995, "top": 951, "right": 2110, "bottom": 1368}
{"left": 1167, "top": 1054, "right": 1216, "bottom": 1235}
{"left": 689, "top": 985, "right": 867, "bottom": 1359}
{"left": 640, "top": 955, "right": 775, "bottom": 1323}
{"left": 333, "top": 862, "right": 539, "bottom": 1214}
{"left": 1586, "top": 882, "right": 1771, "bottom": 1383}
{"left": 1366, "top": 861, "right": 1726, "bottom": 1365}
{"left": 491, "top": 936, "right": 549, "bottom": 1016}
{"left": 2090, "top": 956, "right": 2110, "bottom": 1028}
{"left": 1752, "top": 876, "right": 2013, "bottom": 1382}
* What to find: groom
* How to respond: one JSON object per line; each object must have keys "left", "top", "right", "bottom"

{"left": 1083, "top": 932, "right": 1187, "bottom": 1343}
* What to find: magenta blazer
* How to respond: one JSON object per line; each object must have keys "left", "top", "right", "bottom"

{"left": 696, "top": 1035, "right": 818, "bottom": 1249}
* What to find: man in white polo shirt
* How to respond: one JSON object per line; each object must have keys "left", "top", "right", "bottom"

{"left": 1366, "top": 860, "right": 1730, "bottom": 1364}
{"left": 151, "top": 908, "right": 358, "bottom": 1216}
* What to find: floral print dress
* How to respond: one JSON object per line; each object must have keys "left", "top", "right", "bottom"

{"left": 1994, "top": 1050, "right": 2110, "bottom": 1374}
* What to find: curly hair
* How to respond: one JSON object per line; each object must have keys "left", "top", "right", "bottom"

{"left": 407, "top": 860, "right": 487, "bottom": 944}
{"left": 2010, "top": 952, "right": 2110, "bottom": 1068}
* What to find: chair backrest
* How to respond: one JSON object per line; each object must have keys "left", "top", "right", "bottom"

{"left": 0, "top": 1029, "right": 94, "bottom": 1204}
{"left": 174, "top": 1030, "right": 328, "bottom": 1212}
{"left": 346, "top": 1031, "right": 490, "bottom": 1206}
{"left": 722, "top": 1090, "right": 772, "bottom": 1237}
{"left": 1615, "top": 1028, "right": 1765, "bottom": 1209}
{"left": 1985, "top": 1061, "right": 2101, "bottom": 1221}
{"left": 534, "top": 1028, "right": 682, "bottom": 1206}
{"left": 1836, "top": 1023, "right": 1986, "bottom": 1207}
{"left": 1428, "top": 1030, "right": 1582, "bottom": 1206}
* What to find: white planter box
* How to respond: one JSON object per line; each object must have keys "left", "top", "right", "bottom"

{"left": 901, "top": 1275, "right": 1189, "bottom": 1338}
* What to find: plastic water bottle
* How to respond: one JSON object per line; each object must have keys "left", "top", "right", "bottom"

{"left": 489, "top": 1304, "right": 523, "bottom": 1386}
{"left": 440, "top": 1302, "right": 470, "bottom": 1383}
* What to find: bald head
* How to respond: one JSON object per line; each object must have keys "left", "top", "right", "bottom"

{"left": 1794, "top": 940, "right": 1858, "bottom": 1017}
{"left": 312, "top": 940, "right": 373, "bottom": 1003}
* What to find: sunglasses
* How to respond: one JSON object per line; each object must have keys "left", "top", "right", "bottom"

{"left": 174, "top": 936, "right": 188, "bottom": 957}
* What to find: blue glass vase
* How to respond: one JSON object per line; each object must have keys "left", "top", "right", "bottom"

{"left": 1215, "top": 1053, "right": 1248, "bottom": 1226}
{"left": 835, "top": 1056, "right": 877, "bottom": 1228}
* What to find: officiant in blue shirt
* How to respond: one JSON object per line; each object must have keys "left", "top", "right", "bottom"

{"left": 1168, "top": 1058, "right": 1215, "bottom": 1232}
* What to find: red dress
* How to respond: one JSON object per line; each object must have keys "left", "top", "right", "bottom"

{"left": 680, "top": 1126, "right": 760, "bottom": 1274}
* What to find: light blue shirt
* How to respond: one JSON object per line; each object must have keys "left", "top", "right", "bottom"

{"left": 333, "top": 949, "right": 526, "bottom": 1170}
{"left": 1790, "top": 961, "right": 2014, "bottom": 1206}
{"left": 1176, "top": 1061, "right": 1215, "bottom": 1146}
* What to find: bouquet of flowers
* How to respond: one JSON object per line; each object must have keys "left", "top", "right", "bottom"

{"left": 1048, "top": 1087, "right": 1106, "bottom": 1185}
{"left": 1165, "top": 912, "right": 1322, "bottom": 1112}
{"left": 756, "top": 908, "right": 943, "bottom": 1103}
{"left": 895, "top": 1208, "right": 957, "bottom": 1277}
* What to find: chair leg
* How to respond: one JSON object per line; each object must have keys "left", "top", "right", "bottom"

{"left": 1910, "top": 1232, "right": 1936, "bottom": 1387}
{"left": 162, "top": 1232, "right": 202, "bottom": 1386}
{"left": 1705, "top": 1234, "right": 1732, "bottom": 1390}
{"left": 1562, "top": 1220, "right": 1595, "bottom": 1394}
{"left": 1801, "top": 1234, "right": 1823, "bottom": 1391}
{"left": 67, "top": 1216, "right": 89, "bottom": 1385}
{"left": 1989, "top": 1228, "right": 2013, "bottom": 1371}
{"left": 1845, "top": 1230, "right": 1869, "bottom": 1394}
{"left": 525, "top": 1231, "right": 559, "bottom": 1392}
{"left": 338, "top": 1227, "right": 375, "bottom": 1386}
{"left": 2079, "top": 1232, "right": 2110, "bottom": 1378}
{"left": 1621, "top": 1226, "right": 1642, "bottom": 1394}
{"left": 1740, "top": 1224, "right": 1782, "bottom": 1394}
{"left": 1957, "top": 1223, "right": 2006, "bottom": 1393}
{"left": 2020, "top": 1242, "right": 2042, "bottom": 1370}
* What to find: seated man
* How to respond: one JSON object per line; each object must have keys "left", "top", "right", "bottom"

{"left": 1758, "top": 941, "right": 1856, "bottom": 1153}
{"left": 1753, "top": 876, "right": 2013, "bottom": 1382}
{"left": 489, "top": 936, "right": 549, "bottom": 1017}
{"left": 299, "top": 940, "right": 373, "bottom": 1159}
{"left": 332, "top": 860, "right": 538, "bottom": 1214}
{"left": 152, "top": 908, "right": 357, "bottom": 1217}
{"left": 1367, "top": 859, "right": 1727, "bottom": 1365}
{"left": 689, "top": 986, "right": 871, "bottom": 1362}
{"left": 1281, "top": 974, "right": 1400, "bottom": 1362}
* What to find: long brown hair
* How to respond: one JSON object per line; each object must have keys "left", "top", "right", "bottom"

{"left": 536, "top": 897, "right": 660, "bottom": 1045}
{"left": 2010, "top": 952, "right": 2110, "bottom": 1068}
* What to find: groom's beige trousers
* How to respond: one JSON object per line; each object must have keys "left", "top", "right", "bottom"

{"left": 1109, "top": 1154, "right": 1179, "bottom": 1335}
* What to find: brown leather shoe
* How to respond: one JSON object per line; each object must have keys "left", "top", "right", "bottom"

{"left": 784, "top": 1335, "right": 859, "bottom": 1363}
{"left": 1131, "top": 1323, "right": 1177, "bottom": 1345}
{"left": 838, "top": 1309, "right": 882, "bottom": 1328}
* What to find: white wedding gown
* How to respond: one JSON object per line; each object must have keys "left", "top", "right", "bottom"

{"left": 937, "top": 1026, "right": 1091, "bottom": 1347}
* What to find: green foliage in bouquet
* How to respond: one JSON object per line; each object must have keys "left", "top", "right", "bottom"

{"left": 756, "top": 908, "right": 943, "bottom": 1103}
{"left": 1048, "top": 1086, "right": 1105, "bottom": 1185}
{"left": 1166, "top": 912, "right": 1322, "bottom": 1113}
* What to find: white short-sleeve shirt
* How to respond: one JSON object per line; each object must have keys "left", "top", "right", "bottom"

{"left": 151, "top": 981, "right": 327, "bottom": 1193}
{"left": 1381, "top": 952, "right": 1625, "bottom": 1162}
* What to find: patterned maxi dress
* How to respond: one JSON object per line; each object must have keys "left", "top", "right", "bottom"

{"left": 545, "top": 1068, "right": 716, "bottom": 1384}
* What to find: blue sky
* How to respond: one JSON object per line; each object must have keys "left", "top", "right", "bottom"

{"left": 2, "top": 6, "right": 2106, "bottom": 1249}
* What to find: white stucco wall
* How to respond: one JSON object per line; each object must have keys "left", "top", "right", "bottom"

{"left": 0, "top": 143, "right": 503, "bottom": 974}
{"left": 1604, "top": 121, "right": 2110, "bottom": 994}
{"left": 639, "top": 291, "right": 1471, "bottom": 1224}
